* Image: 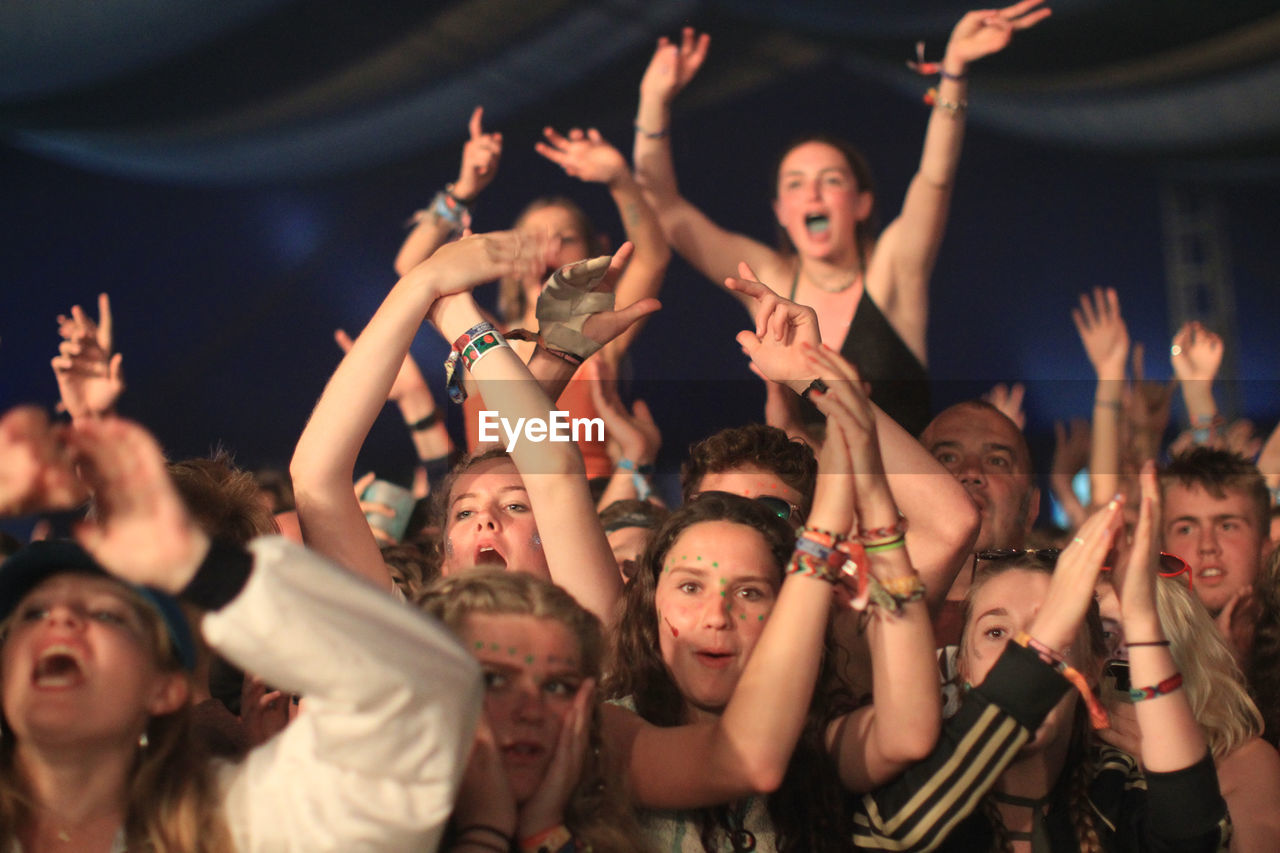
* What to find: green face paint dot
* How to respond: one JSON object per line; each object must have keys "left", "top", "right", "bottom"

{"left": 490, "top": 643, "right": 500, "bottom": 651}
{"left": 720, "top": 590, "right": 726, "bottom": 597}
{"left": 696, "top": 555, "right": 702, "bottom": 561}
{"left": 525, "top": 655, "right": 535, "bottom": 665}
{"left": 474, "top": 641, "right": 484, "bottom": 649}
{"left": 508, "top": 647, "right": 518, "bottom": 655}
{"left": 758, "top": 615, "right": 765, "bottom": 621}
{"left": 739, "top": 612, "right": 746, "bottom": 620}
{"left": 712, "top": 562, "right": 719, "bottom": 568}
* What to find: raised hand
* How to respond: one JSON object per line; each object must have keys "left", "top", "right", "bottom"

{"left": 943, "top": 0, "right": 1051, "bottom": 71}
{"left": 1072, "top": 287, "right": 1129, "bottom": 381}
{"left": 241, "top": 674, "right": 292, "bottom": 747}
{"left": 564, "top": 243, "right": 662, "bottom": 356}
{"left": 1050, "top": 418, "right": 1090, "bottom": 529}
{"left": 0, "top": 407, "right": 87, "bottom": 517}
{"left": 1170, "top": 321, "right": 1223, "bottom": 382}
{"left": 453, "top": 719, "right": 518, "bottom": 840}
{"left": 454, "top": 106, "right": 503, "bottom": 202}
{"left": 1026, "top": 494, "right": 1125, "bottom": 654}
{"left": 639, "top": 26, "right": 711, "bottom": 107}
{"left": 535, "top": 127, "right": 628, "bottom": 187}
{"left": 1109, "top": 462, "right": 1161, "bottom": 625}
{"left": 51, "top": 292, "right": 125, "bottom": 420}
{"left": 729, "top": 262, "right": 821, "bottom": 389}
{"left": 585, "top": 359, "right": 660, "bottom": 467}
{"left": 68, "top": 417, "right": 210, "bottom": 594}
{"left": 983, "top": 382, "right": 1026, "bottom": 430}
{"left": 411, "top": 229, "right": 553, "bottom": 300}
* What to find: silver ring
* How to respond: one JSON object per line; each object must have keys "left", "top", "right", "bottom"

{"left": 1170, "top": 344, "right": 1183, "bottom": 357}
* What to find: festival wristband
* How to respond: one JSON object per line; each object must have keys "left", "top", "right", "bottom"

{"left": 444, "top": 322, "right": 508, "bottom": 404}
{"left": 1014, "top": 631, "right": 1109, "bottom": 730}
{"left": 1129, "top": 672, "right": 1183, "bottom": 702}
{"left": 616, "top": 457, "right": 654, "bottom": 502}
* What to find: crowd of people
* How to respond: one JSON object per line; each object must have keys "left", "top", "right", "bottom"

{"left": 2, "top": 1, "right": 1279, "bottom": 850}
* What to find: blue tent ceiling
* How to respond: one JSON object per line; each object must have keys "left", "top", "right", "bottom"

{"left": 4, "top": 0, "right": 1278, "bottom": 182}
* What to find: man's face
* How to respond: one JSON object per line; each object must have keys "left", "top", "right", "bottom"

{"left": 922, "top": 405, "right": 1037, "bottom": 551}
{"left": 1161, "top": 482, "right": 1269, "bottom": 614}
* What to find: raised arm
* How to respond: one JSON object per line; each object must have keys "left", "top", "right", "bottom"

{"left": 632, "top": 29, "right": 789, "bottom": 300}
{"left": 607, "top": 371, "right": 862, "bottom": 808}
{"left": 395, "top": 106, "right": 503, "bottom": 276}
{"left": 869, "top": 0, "right": 1050, "bottom": 361}
{"left": 426, "top": 244, "right": 661, "bottom": 625}
{"left": 536, "top": 126, "right": 670, "bottom": 359}
{"left": 801, "top": 345, "right": 941, "bottom": 792}
{"left": 1170, "top": 321, "right": 1223, "bottom": 444}
{"left": 291, "top": 233, "right": 543, "bottom": 592}
{"left": 68, "top": 416, "right": 482, "bottom": 853}
{"left": 730, "top": 265, "right": 978, "bottom": 611}
{"left": 51, "top": 292, "right": 125, "bottom": 423}
{"left": 1073, "top": 286, "right": 1130, "bottom": 508}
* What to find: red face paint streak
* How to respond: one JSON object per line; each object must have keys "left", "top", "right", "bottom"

{"left": 663, "top": 616, "right": 679, "bottom": 637}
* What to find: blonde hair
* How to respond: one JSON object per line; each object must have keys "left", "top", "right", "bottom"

{"left": 418, "top": 569, "right": 649, "bottom": 853}
{"left": 0, "top": 577, "right": 234, "bottom": 852}
{"left": 1156, "top": 577, "right": 1262, "bottom": 758}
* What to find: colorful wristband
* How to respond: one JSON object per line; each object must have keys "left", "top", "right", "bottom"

{"left": 1129, "top": 672, "right": 1184, "bottom": 702}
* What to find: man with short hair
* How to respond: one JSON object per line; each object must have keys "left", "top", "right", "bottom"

{"left": 1161, "top": 446, "right": 1277, "bottom": 744}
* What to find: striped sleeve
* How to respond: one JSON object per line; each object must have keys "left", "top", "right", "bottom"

{"left": 852, "top": 643, "right": 1071, "bottom": 851}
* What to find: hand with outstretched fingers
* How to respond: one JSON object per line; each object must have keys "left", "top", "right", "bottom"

{"left": 0, "top": 407, "right": 87, "bottom": 517}
{"left": 52, "top": 292, "right": 124, "bottom": 420}
{"left": 730, "top": 262, "right": 822, "bottom": 389}
{"left": 536, "top": 127, "right": 628, "bottom": 187}
{"left": 453, "top": 106, "right": 503, "bottom": 202}
{"left": 516, "top": 679, "right": 594, "bottom": 839}
{"left": 68, "top": 417, "right": 210, "bottom": 594}
{"left": 943, "top": 0, "right": 1051, "bottom": 73}
{"left": 584, "top": 359, "right": 660, "bottom": 467}
{"left": 1072, "top": 287, "right": 1129, "bottom": 382}
{"left": 539, "top": 243, "right": 662, "bottom": 360}
{"left": 984, "top": 382, "right": 1027, "bottom": 430}
{"left": 639, "top": 27, "right": 710, "bottom": 107}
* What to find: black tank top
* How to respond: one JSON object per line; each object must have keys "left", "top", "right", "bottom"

{"left": 790, "top": 270, "right": 931, "bottom": 435}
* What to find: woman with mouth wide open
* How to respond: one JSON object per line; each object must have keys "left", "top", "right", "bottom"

{"left": 291, "top": 230, "right": 657, "bottom": 628}
{"left": 632, "top": 1, "right": 1049, "bottom": 435}
{"left": 421, "top": 342, "right": 954, "bottom": 853}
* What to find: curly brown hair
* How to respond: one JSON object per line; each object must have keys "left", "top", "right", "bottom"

{"left": 680, "top": 424, "right": 818, "bottom": 520}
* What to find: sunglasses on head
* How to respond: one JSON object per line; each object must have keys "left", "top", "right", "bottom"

{"left": 973, "top": 548, "right": 1193, "bottom": 589}
{"left": 695, "top": 490, "right": 801, "bottom": 526}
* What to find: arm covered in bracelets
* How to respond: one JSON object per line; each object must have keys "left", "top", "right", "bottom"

{"left": 427, "top": 259, "right": 625, "bottom": 627}
{"left": 801, "top": 345, "right": 942, "bottom": 793}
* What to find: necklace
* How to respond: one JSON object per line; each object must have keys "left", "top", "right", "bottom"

{"left": 802, "top": 267, "right": 861, "bottom": 294}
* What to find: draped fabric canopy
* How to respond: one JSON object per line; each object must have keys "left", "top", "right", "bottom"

{"left": 6, "top": 0, "right": 1279, "bottom": 182}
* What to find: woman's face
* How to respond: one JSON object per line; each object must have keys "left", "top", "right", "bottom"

{"left": 653, "top": 521, "right": 781, "bottom": 718}
{"left": 1, "top": 574, "right": 186, "bottom": 749}
{"left": 443, "top": 457, "right": 549, "bottom": 581}
{"left": 962, "top": 569, "right": 1084, "bottom": 754}
{"left": 461, "top": 612, "right": 585, "bottom": 802}
{"left": 773, "top": 141, "right": 870, "bottom": 265}
{"left": 518, "top": 205, "right": 591, "bottom": 273}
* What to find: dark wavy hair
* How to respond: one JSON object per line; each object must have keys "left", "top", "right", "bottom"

{"left": 605, "top": 492, "right": 855, "bottom": 852}
{"left": 680, "top": 424, "right": 818, "bottom": 520}
{"left": 1161, "top": 447, "right": 1271, "bottom": 532}
{"left": 771, "top": 134, "right": 880, "bottom": 272}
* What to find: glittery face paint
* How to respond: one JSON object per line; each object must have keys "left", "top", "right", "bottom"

{"left": 459, "top": 612, "right": 585, "bottom": 803}
{"left": 653, "top": 521, "right": 782, "bottom": 715}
